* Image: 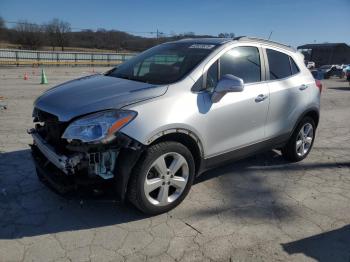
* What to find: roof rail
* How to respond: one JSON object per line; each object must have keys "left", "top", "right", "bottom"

{"left": 232, "top": 36, "right": 246, "bottom": 40}
{"left": 234, "top": 36, "right": 295, "bottom": 51}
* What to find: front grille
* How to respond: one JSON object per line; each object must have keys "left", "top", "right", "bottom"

{"left": 33, "top": 108, "right": 69, "bottom": 152}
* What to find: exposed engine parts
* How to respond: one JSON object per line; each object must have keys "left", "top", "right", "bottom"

{"left": 88, "top": 150, "right": 118, "bottom": 179}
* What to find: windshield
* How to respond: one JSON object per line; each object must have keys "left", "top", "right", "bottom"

{"left": 320, "top": 65, "right": 332, "bottom": 69}
{"left": 106, "top": 42, "right": 217, "bottom": 84}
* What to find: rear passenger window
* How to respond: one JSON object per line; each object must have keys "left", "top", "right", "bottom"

{"left": 266, "top": 49, "right": 292, "bottom": 80}
{"left": 220, "top": 46, "right": 261, "bottom": 83}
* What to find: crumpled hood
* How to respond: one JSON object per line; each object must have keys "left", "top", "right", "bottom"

{"left": 34, "top": 74, "right": 167, "bottom": 122}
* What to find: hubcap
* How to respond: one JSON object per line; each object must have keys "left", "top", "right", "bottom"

{"left": 296, "top": 123, "right": 314, "bottom": 157}
{"left": 144, "top": 152, "right": 189, "bottom": 206}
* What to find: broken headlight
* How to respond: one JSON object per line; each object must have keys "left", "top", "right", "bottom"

{"left": 62, "top": 110, "right": 137, "bottom": 143}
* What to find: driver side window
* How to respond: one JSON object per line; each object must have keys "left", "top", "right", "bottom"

{"left": 205, "top": 46, "right": 261, "bottom": 91}
{"left": 220, "top": 46, "right": 261, "bottom": 83}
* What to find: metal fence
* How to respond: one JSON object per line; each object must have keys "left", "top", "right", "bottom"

{"left": 0, "top": 49, "right": 136, "bottom": 66}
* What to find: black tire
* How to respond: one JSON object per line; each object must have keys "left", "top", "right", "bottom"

{"left": 127, "top": 141, "right": 195, "bottom": 215}
{"left": 35, "top": 167, "right": 45, "bottom": 182}
{"left": 282, "top": 117, "right": 316, "bottom": 162}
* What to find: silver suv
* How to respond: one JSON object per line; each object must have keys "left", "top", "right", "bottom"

{"left": 30, "top": 37, "right": 321, "bottom": 214}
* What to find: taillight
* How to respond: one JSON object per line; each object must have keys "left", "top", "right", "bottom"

{"left": 315, "top": 79, "right": 322, "bottom": 93}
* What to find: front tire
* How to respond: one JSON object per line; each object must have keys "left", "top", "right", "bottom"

{"left": 128, "top": 142, "right": 195, "bottom": 215}
{"left": 282, "top": 117, "right": 316, "bottom": 162}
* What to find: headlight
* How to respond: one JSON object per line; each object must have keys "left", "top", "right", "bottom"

{"left": 62, "top": 110, "right": 137, "bottom": 143}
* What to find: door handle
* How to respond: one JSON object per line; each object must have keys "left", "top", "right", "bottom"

{"left": 255, "top": 94, "right": 268, "bottom": 102}
{"left": 299, "top": 84, "right": 309, "bottom": 90}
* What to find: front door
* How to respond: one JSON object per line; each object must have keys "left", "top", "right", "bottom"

{"left": 202, "top": 46, "right": 269, "bottom": 158}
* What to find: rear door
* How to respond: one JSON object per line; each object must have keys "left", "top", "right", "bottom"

{"left": 264, "top": 48, "right": 311, "bottom": 139}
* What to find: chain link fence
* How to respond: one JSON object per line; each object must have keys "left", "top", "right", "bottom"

{"left": 0, "top": 49, "right": 136, "bottom": 66}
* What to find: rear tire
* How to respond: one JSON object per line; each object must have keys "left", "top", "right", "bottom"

{"left": 282, "top": 117, "right": 316, "bottom": 162}
{"left": 128, "top": 141, "right": 195, "bottom": 215}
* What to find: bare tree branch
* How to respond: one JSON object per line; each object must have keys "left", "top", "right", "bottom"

{"left": 45, "top": 19, "right": 71, "bottom": 51}
{"left": 14, "top": 20, "right": 43, "bottom": 49}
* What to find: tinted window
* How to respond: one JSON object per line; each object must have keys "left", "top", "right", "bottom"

{"left": 220, "top": 46, "right": 261, "bottom": 83}
{"left": 290, "top": 57, "right": 300, "bottom": 75}
{"left": 267, "top": 49, "right": 292, "bottom": 80}
{"left": 107, "top": 43, "right": 217, "bottom": 85}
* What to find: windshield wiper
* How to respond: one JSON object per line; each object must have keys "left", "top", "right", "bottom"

{"left": 113, "top": 74, "right": 149, "bottom": 83}
{"left": 112, "top": 73, "right": 131, "bottom": 80}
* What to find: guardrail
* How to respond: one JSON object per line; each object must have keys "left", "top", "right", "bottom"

{"left": 0, "top": 49, "right": 136, "bottom": 67}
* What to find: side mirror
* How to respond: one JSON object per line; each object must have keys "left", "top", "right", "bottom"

{"left": 211, "top": 74, "right": 244, "bottom": 103}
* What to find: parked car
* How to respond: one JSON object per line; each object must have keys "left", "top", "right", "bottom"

{"left": 318, "top": 64, "right": 344, "bottom": 79}
{"left": 310, "top": 69, "right": 325, "bottom": 80}
{"left": 30, "top": 37, "right": 321, "bottom": 214}
{"left": 341, "top": 64, "right": 349, "bottom": 70}
{"left": 306, "top": 61, "right": 315, "bottom": 69}
{"left": 344, "top": 65, "right": 350, "bottom": 81}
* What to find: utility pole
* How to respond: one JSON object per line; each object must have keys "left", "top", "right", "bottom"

{"left": 156, "top": 29, "right": 159, "bottom": 39}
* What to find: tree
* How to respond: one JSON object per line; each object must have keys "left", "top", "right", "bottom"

{"left": 0, "top": 17, "right": 6, "bottom": 39}
{"left": 14, "top": 20, "right": 43, "bottom": 49}
{"left": 45, "top": 19, "right": 71, "bottom": 51}
{"left": 0, "top": 17, "right": 4, "bottom": 30}
{"left": 218, "top": 32, "right": 235, "bottom": 38}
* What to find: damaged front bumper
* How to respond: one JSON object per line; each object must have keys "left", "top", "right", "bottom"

{"left": 31, "top": 131, "right": 83, "bottom": 175}
{"left": 29, "top": 128, "right": 145, "bottom": 200}
{"left": 29, "top": 128, "right": 119, "bottom": 178}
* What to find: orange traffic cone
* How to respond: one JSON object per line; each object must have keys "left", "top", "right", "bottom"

{"left": 24, "top": 72, "right": 29, "bottom": 80}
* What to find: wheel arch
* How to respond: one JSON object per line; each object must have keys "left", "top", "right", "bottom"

{"left": 148, "top": 129, "right": 204, "bottom": 175}
{"left": 292, "top": 107, "right": 320, "bottom": 136}
{"left": 304, "top": 110, "right": 319, "bottom": 127}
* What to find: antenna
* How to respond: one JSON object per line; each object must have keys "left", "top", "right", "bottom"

{"left": 268, "top": 31, "right": 273, "bottom": 40}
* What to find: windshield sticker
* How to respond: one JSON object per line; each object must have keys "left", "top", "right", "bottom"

{"left": 189, "top": 44, "right": 215, "bottom": 49}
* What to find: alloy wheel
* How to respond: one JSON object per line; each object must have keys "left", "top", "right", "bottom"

{"left": 144, "top": 152, "right": 189, "bottom": 206}
{"left": 296, "top": 123, "right": 314, "bottom": 157}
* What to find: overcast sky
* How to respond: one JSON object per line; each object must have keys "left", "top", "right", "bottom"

{"left": 1, "top": 0, "right": 350, "bottom": 47}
